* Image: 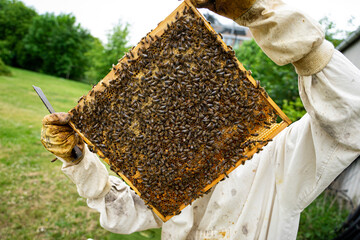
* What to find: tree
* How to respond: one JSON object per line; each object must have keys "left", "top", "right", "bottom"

{"left": 83, "top": 37, "right": 106, "bottom": 84}
{"left": 19, "top": 13, "right": 92, "bottom": 80}
{"left": 234, "top": 40, "right": 306, "bottom": 121}
{"left": 104, "top": 21, "right": 131, "bottom": 68}
{"left": 234, "top": 40, "right": 299, "bottom": 107}
{"left": 84, "top": 21, "right": 130, "bottom": 84}
{"left": 0, "top": 0, "right": 37, "bottom": 65}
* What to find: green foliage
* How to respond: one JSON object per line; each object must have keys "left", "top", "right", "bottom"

{"left": 297, "top": 191, "right": 350, "bottom": 239}
{"left": 234, "top": 40, "right": 298, "bottom": 107}
{"left": 282, "top": 98, "right": 306, "bottom": 122}
{"left": 18, "top": 13, "right": 93, "bottom": 80}
{"left": 0, "top": 57, "right": 12, "bottom": 76}
{"left": 105, "top": 21, "right": 131, "bottom": 67}
{"left": 83, "top": 37, "right": 106, "bottom": 84}
{"left": 84, "top": 21, "right": 131, "bottom": 84}
{"left": 0, "top": 0, "right": 37, "bottom": 65}
{"left": 0, "top": 1, "right": 130, "bottom": 83}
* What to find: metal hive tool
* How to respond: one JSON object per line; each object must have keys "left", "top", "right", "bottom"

{"left": 68, "top": 0, "right": 291, "bottom": 222}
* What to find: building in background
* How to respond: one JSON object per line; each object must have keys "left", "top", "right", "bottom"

{"left": 337, "top": 26, "right": 360, "bottom": 69}
{"left": 204, "top": 13, "right": 252, "bottom": 47}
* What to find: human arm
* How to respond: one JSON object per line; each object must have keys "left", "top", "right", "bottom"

{"left": 230, "top": 0, "right": 360, "bottom": 209}
{"left": 40, "top": 0, "right": 358, "bottom": 236}
{"left": 61, "top": 147, "right": 162, "bottom": 234}
{"left": 192, "top": 0, "right": 360, "bottom": 236}
{"left": 267, "top": 53, "right": 360, "bottom": 238}
{"left": 40, "top": 113, "right": 162, "bottom": 233}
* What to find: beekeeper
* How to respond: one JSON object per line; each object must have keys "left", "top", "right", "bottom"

{"left": 40, "top": 0, "right": 360, "bottom": 239}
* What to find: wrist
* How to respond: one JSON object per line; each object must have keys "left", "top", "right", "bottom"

{"left": 292, "top": 40, "right": 334, "bottom": 76}
{"left": 59, "top": 143, "right": 85, "bottom": 166}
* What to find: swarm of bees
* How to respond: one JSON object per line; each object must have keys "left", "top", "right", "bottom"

{"left": 69, "top": 2, "right": 289, "bottom": 221}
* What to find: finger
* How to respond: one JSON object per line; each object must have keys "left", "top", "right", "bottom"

{"left": 190, "top": 0, "right": 215, "bottom": 11}
{"left": 42, "top": 112, "right": 71, "bottom": 126}
{"left": 74, "top": 133, "right": 84, "bottom": 147}
{"left": 41, "top": 130, "right": 76, "bottom": 155}
{"left": 41, "top": 125, "right": 74, "bottom": 147}
{"left": 41, "top": 127, "right": 54, "bottom": 149}
{"left": 46, "top": 124, "right": 74, "bottom": 136}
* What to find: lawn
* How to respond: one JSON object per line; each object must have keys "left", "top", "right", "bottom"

{"left": 0, "top": 67, "right": 350, "bottom": 239}
{"left": 0, "top": 67, "right": 161, "bottom": 239}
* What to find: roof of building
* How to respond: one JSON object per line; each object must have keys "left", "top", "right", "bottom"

{"left": 337, "top": 26, "right": 360, "bottom": 52}
{"left": 204, "top": 13, "right": 248, "bottom": 36}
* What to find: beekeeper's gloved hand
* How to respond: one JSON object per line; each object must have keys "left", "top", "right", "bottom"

{"left": 41, "top": 112, "right": 84, "bottom": 165}
{"left": 190, "top": 0, "right": 256, "bottom": 20}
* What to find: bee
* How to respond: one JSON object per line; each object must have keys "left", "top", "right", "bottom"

{"left": 182, "top": 6, "right": 188, "bottom": 15}
{"left": 68, "top": 8, "right": 281, "bottom": 219}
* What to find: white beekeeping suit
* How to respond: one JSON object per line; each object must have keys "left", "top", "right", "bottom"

{"left": 41, "top": 0, "right": 360, "bottom": 239}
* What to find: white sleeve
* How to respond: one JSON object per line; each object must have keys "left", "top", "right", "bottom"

{"left": 299, "top": 51, "right": 360, "bottom": 151}
{"left": 235, "top": 0, "right": 360, "bottom": 211}
{"left": 61, "top": 146, "right": 162, "bottom": 234}
{"left": 271, "top": 53, "right": 360, "bottom": 212}
{"left": 87, "top": 176, "right": 163, "bottom": 234}
{"left": 235, "top": 0, "right": 334, "bottom": 76}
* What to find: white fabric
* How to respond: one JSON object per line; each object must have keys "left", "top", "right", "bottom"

{"left": 293, "top": 40, "right": 334, "bottom": 76}
{"left": 60, "top": 2, "right": 360, "bottom": 239}
{"left": 62, "top": 146, "right": 111, "bottom": 199}
{"left": 331, "top": 157, "right": 360, "bottom": 206}
{"left": 235, "top": 0, "right": 334, "bottom": 75}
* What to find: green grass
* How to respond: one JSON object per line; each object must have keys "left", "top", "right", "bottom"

{"left": 297, "top": 190, "right": 351, "bottom": 239}
{"left": 0, "top": 67, "right": 351, "bottom": 239}
{"left": 0, "top": 67, "right": 161, "bottom": 239}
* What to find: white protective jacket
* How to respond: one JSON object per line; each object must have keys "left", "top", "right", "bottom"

{"left": 61, "top": 0, "right": 360, "bottom": 239}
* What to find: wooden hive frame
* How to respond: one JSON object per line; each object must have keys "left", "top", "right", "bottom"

{"left": 68, "top": 0, "right": 291, "bottom": 222}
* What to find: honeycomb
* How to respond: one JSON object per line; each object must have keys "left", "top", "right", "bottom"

{"left": 69, "top": 0, "right": 291, "bottom": 221}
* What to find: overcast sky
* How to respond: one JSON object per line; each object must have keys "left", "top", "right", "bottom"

{"left": 21, "top": 0, "right": 360, "bottom": 45}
